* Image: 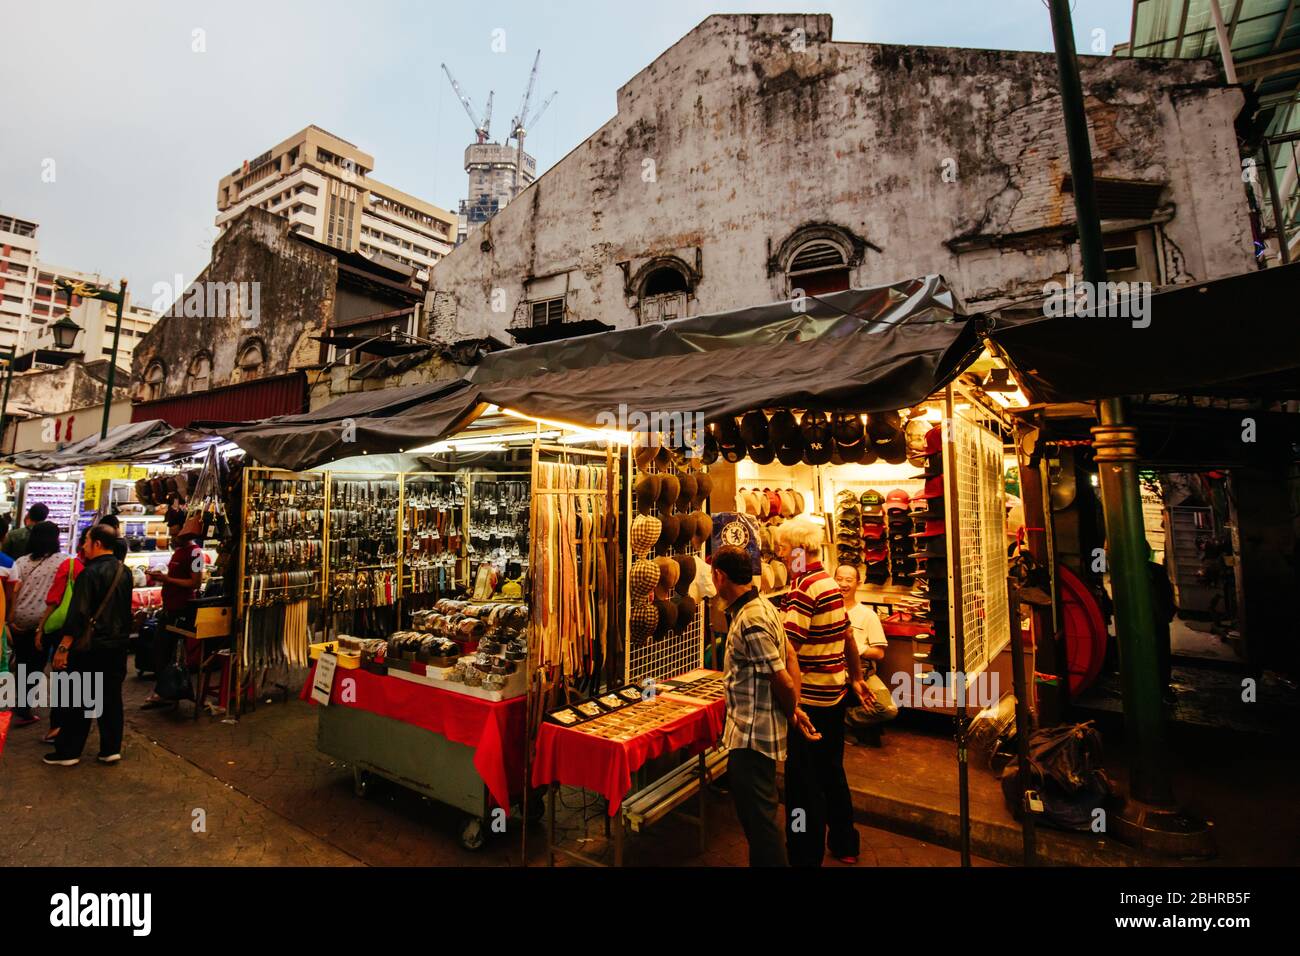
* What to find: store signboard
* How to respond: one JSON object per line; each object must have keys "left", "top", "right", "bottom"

{"left": 82, "top": 464, "right": 146, "bottom": 512}
{"left": 312, "top": 653, "right": 338, "bottom": 706}
{"left": 22, "top": 479, "right": 81, "bottom": 553}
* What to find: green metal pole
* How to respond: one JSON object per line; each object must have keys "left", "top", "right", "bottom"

{"left": 1047, "top": 0, "right": 1174, "bottom": 806}
{"left": 0, "top": 346, "right": 14, "bottom": 454}
{"left": 100, "top": 279, "right": 128, "bottom": 440}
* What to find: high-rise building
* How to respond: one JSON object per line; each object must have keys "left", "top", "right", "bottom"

{"left": 0, "top": 214, "right": 158, "bottom": 362}
{"left": 458, "top": 143, "right": 536, "bottom": 244}
{"left": 216, "top": 126, "right": 456, "bottom": 282}
{"left": 0, "top": 214, "right": 40, "bottom": 352}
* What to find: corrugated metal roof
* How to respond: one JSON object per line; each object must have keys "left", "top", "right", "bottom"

{"left": 130, "top": 371, "right": 307, "bottom": 429}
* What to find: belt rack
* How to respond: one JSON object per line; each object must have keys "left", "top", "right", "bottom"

{"left": 401, "top": 471, "right": 469, "bottom": 608}
{"left": 327, "top": 472, "right": 401, "bottom": 629}
{"left": 466, "top": 471, "right": 531, "bottom": 602}
{"left": 237, "top": 467, "right": 543, "bottom": 652}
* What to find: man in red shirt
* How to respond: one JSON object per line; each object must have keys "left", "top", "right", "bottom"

{"left": 775, "top": 518, "right": 868, "bottom": 867}
{"left": 141, "top": 517, "right": 203, "bottom": 707}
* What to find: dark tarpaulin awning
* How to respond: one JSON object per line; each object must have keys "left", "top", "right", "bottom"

{"left": 2, "top": 420, "right": 219, "bottom": 472}
{"left": 988, "top": 263, "right": 1300, "bottom": 404}
{"left": 474, "top": 275, "right": 979, "bottom": 427}
{"left": 207, "top": 276, "right": 982, "bottom": 470}
{"left": 211, "top": 379, "right": 485, "bottom": 470}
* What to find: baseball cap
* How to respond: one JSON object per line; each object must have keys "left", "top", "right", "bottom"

{"left": 912, "top": 474, "right": 945, "bottom": 501}
{"left": 885, "top": 488, "right": 911, "bottom": 512}
{"left": 716, "top": 417, "right": 746, "bottom": 463}
{"left": 859, "top": 489, "right": 885, "bottom": 514}
{"left": 864, "top": 540, "right": 889, "bottom": 561}
{"left": 741, "top": 411, "right": 774, "bottom": 465}
{"left": 832, "top": 412, "right": 866, "bottom": 463}
{"left": 911, "top": 518, "right": 947, "bottom": 538}
{"left": 770, "top": 409, "right": 803, "bottom": 466}
{"left": 800, "top": 410, "right": 834, "bottom": 465}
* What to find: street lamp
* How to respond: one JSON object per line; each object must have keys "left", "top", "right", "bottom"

{"left": 55, "top": 276, "right": 128, "bottom": 439}
{"left": 49, "top": 314, "right": 82, "bottom": 350}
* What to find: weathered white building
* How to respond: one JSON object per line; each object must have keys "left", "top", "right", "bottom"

{"left": 426, "top": 13, "right": 1254, "bottom": 346}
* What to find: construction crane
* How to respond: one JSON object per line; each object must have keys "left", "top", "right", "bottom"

{"left": 509, "top": 50, "right": 558, "bottom": 198}
{"left": 441, "top": 62, "right": 493, "bottom": 144}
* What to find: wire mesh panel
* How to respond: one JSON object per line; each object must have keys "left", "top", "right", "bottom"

{"left": 949, "top": 398, "right": 1011, "bottom": 681}
{"left": 627, "top": 615, "right": 704, "bottom": 685}
{"left": 625, "top": 456, "right": 706, "bottom": 685}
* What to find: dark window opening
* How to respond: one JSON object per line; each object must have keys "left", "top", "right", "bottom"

{"left": 642, "top": 267, "right": 688, "bottom": 296}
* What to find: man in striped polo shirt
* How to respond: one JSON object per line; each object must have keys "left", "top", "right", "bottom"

{"left": 776, "top": 519, "right": 869, "bottom": 866}
{"left": 712, "top": 545, "right": 816, "bottom": 867}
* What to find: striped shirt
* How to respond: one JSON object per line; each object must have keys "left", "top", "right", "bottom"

{"left": 783, "top": 561, "right": 849, "bottom": 707}
{"left": 723, "top": 589, "right": 788, "bottom": 761}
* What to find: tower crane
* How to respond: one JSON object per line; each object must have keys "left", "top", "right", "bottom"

{"left": 441, "top": 62, "right": 493, "bottom": 144}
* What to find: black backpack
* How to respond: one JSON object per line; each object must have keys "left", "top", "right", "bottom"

{"left": 1000, "top": 721, "right": 1116, "bottom": 832}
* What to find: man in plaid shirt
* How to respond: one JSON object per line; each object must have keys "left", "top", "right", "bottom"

{"left": 712, "top": 545, "right": 817, "bottom": 867}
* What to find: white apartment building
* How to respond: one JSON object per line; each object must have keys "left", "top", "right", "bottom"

{"left": 0, "top": 214, "right": 159, "bottom": 364}
{"left": 216, "top": 126, "right": 456, "bottom": 283}
{"left": 0, "top": 214, "right": 40, "bottom": 352}
{"left": 22, "top": 264, "right": 158, "bottom": 363}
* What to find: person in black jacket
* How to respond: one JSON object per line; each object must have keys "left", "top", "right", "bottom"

{"left": 44, "top": 525, "right": 133, "bottom": 766}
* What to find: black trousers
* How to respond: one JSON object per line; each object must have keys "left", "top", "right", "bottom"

{"left": 727, "top": 747, "right": 788, "bottom": 867}
{"left": 8, "top": 627, "right": 43, "bottom": 717}
{"left": 53, "top": 646, "right": 127, "bottom": 760}
{"left": 784, "top": 698, "right": 860, "bottom": 866}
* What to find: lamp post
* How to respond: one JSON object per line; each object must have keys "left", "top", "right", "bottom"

{"left": 0, "top": 343, "right": 15, "bottom": 455}
{"left": 1047, "top": 0, "right": 1212, "bottom": 857}
{"left": 49, "top": 314, "right": 82, "bottom": 350}
{"left": 55, "top": 277, "right": 128, "bottom": 439}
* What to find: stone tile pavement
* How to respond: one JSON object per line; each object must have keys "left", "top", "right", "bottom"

{"left": 1, "top": 669, "right": 992, "bottom": 867}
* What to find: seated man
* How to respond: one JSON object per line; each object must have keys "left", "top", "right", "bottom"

{"left": 835, "top": 563, "right": 898, "bottom": 746}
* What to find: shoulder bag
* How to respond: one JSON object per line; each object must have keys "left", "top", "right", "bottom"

{"left": 45, "top": 557, "right": 77, "bottom": 631}
{"left": 71, "top": 562, "right": 127, "bottom": 653}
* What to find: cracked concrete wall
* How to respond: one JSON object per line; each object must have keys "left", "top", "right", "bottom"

{"left": 428, "top": 12, "right": 1253, "bottom": 343}
{"left": 131, "top": 208, "right": 336, "bottom": 400}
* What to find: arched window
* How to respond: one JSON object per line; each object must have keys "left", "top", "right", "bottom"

{"left": 235, "top": 340, "right": 264, "bottom": 381}
{"left": 786, "top": 238, "right": 850, "bottom": 295}
{"left": 186, "top": 353, "right": 211, "bottom": 394}
{"left": 633, "top": 258, "right": 695, "bottom": 325}
{"left": 143, "top": 361, "right": 165, "bottom": 401}
{"left": 773, "top": 223, "right": 866, "bottom": 298}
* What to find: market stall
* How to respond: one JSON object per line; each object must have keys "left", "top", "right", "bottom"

{"left": 2, "top": 423, "right": 238, "bottom": 699}
{"left": 211, "top": 276, "right": 1042, "bottom": 863}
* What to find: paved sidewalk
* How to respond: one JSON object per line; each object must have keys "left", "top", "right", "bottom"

{"left": 0, "top": 719, "right": 358, "bottom": 867}
{"left": 1, "top": 671, "right": 990, "bottom": 867}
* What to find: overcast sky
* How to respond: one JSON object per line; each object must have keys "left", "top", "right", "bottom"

{"left": 1, "top": 0, "right": 1134, "bottom": 300}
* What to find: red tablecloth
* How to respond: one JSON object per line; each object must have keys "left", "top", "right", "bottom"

{"left": 300, "top": 665, "right": 526, "bottom": 810}
{"left": 530, "top": 696, "right": 726, "bottom": 816}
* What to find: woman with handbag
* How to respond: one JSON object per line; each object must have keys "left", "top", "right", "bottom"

{"left": 34, "top": 528, "right": 87, "bottom": 744}
{"left": 6, "top": 522, "right": 71, "bottom": 728}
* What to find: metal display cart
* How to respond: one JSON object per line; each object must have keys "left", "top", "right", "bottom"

{"left": 316, "top": 701, "right": 494, "bottom": 850}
